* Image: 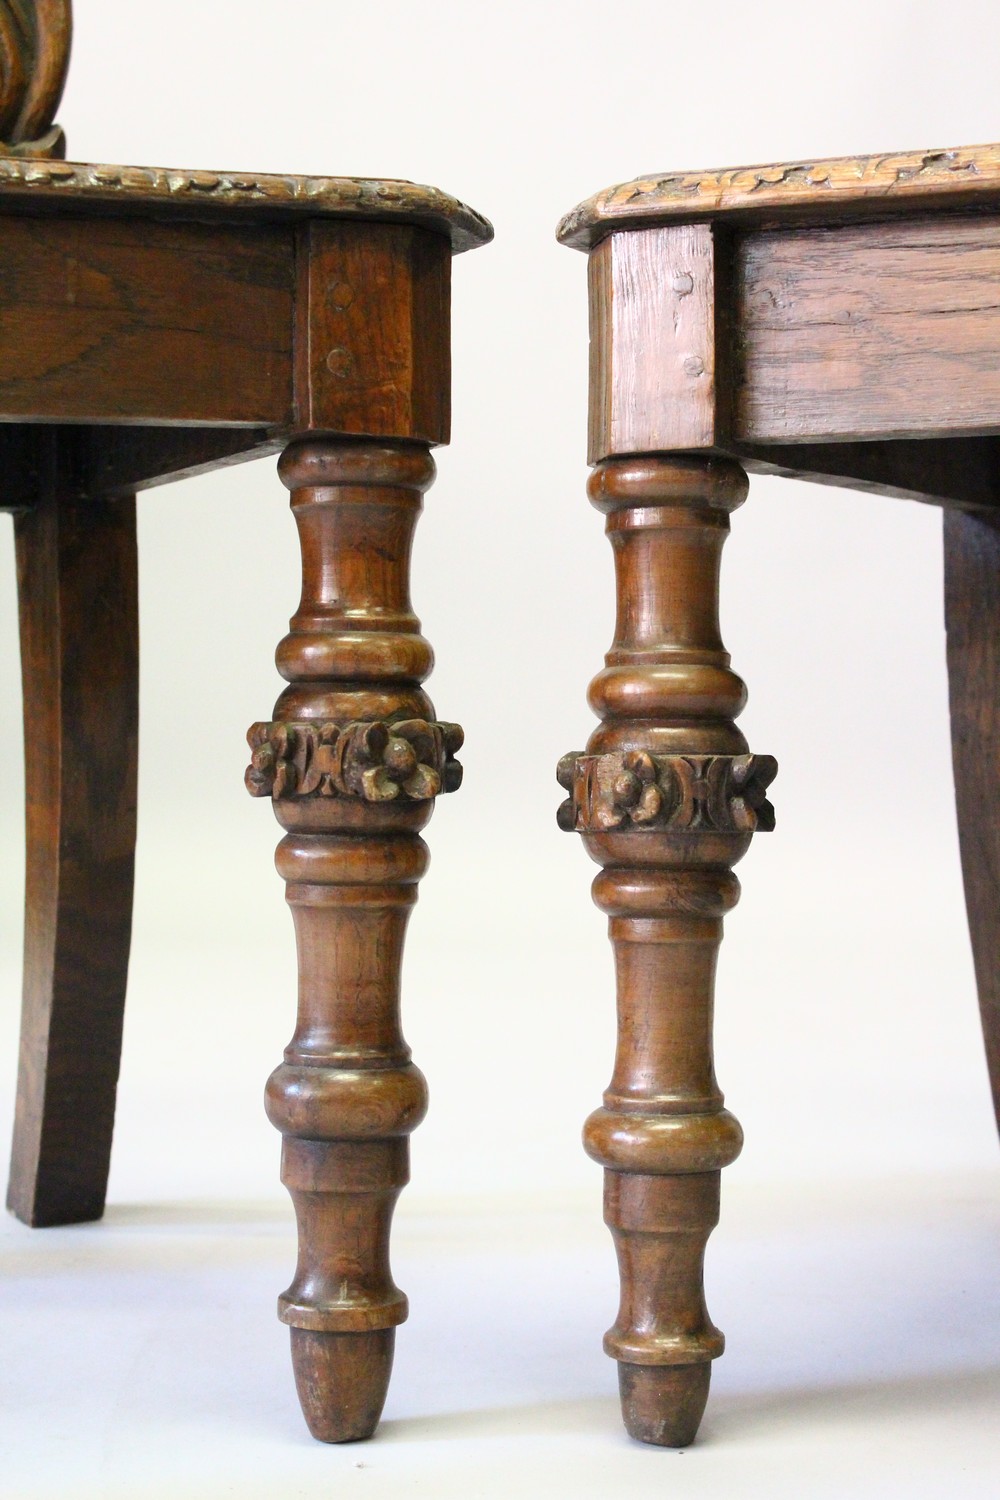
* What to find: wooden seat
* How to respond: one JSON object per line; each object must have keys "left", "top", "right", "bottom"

{"left": 2, "top": 0, "right": 491, "bottom": 1443}
{"left": 556, "top": 142, "right": 1000, "bottom": 1447}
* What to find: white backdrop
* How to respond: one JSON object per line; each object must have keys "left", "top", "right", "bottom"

{"left": 2, "top": 3, "right": 999, "bottom": 1496}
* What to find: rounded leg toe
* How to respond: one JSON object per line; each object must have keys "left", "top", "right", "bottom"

{"left": 290, "top": 1328, "right": 395, "bottom": 1443}
{"left": 618, "top": 1362, "right": 712, "bottom": 1447}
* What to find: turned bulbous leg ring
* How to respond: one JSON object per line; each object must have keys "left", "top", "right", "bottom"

{"left": 558, "top": 452, "right": 775, "bottom": 1445}
{"left": 248, "top": 438, "right": 461, "bottom": 1441}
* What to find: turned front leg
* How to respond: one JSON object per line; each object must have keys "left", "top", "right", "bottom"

{"left": 587, "top": 862, "right": 746, "bottom": 1445}
{"left": 247, "top": 440, "right": 462, "bottom": 1441}
{"left": 264, "top": 830, "right": 429, "bottom": 1439}
{"left": 558, "top": 454, "right": 775, "bottom": 1445}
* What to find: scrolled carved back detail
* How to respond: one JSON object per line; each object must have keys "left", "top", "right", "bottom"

{"left": 0, "top": 0, "right": 71, "bottom": 157}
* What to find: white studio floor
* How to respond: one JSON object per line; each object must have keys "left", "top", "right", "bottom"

{"left": 2, "top": 1174, "right": 999, "bottom": 1500}
{"left": 3, "top": 827, "right": 1000, "bottom": 1498}
{"left": 4, "top": 569, "right": 1000, "bottom": 1500}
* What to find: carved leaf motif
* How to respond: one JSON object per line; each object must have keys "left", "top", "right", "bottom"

{"left": 730, "top": 753, "right": 778, "bottom": 832}
{"left": 558, "top": 143, "right": 1000, "bottom": 251}
{"left": 439, "top": 722, "right": 466, "bottom": 792}
{"left": 403, "top": 763, "right": 442, "bottom": 800}
{"left": 295, "top": 723, "right": 341, "bottom": 797}
{"left": 245, "top": 721, "right": 278, "bottom": 797}
{"left": 556, "top": 751, "right": 777, "bottom": 835}
{"left": 360, "top": 766, "right": 400, "bottom": 802}
{"left": 617, "top": 750, "right": 662, "bottom": 825}
{"left": 384, "top": 735, "right": 419, "bottom": 780}
{"left": 245, "top": 718, "right": 463, "bottom": 803}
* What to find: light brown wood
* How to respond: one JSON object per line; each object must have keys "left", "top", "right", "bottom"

{"left": 243, "top": 208, "right": 474, "bottom": 1443}
{"left": 585, "top": 212, "right": 1000, "bottom": 460}
{"left": 735, "top": 214, "right": 1000, "bottom": 443}
{"left": 588, "top": 225, "right": 719, "bottom": 464}
{"left": 945, "top": 508, "right": 1000, "bottom": 1135}
{"left": 557, "top": 455, "right": 775, "bottom": 1445}
{"left": 558, "top": 141, "right": 1000, "bottom": 249}
{"left": 249, "top": 439, "right": 462, "bottom": 1441}
{"left": 561, "top": 136, "right": 1000, "bottom": 1450}
{"left": 244, "top": 200, "right": 476, "bottom": 1441}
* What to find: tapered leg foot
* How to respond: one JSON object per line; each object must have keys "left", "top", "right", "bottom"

{"left": 559, "top": 455, "right": 774, "bottom": 1445}
{"left": 619, "top": 1363, "right": 711, "bottom": 1447}
{"left": 290, "top": 1329, "right": 395, "bottom": 1443}
{"left": 251, "top": 440, "right": 462, "bottom": 1441}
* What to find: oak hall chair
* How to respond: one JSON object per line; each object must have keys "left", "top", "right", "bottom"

{"left": 555, "top": 144, "right": 1000, "bottom": 1446}
{"left": 1, "top": 0, "right": 491, "bottom": 1442}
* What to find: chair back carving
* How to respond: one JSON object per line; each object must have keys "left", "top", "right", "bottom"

{"left": 0, "top": 0, "right": 71, "bottom": 157}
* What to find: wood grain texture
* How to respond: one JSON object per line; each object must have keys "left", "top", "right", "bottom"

{"left": 944, "top": 508, "right": 1000, "bottom": 1135}
{"left": 562, "top": 147, "right": 1000, "bottom": 1450}
{"left": 0, "top": 157, "right": 493, "bottom": 252}
{"left": 0, "top": 214, "right": 294, "bottom": 425}
{"left": 294, "top": 223, "right": 450, "bottom": 443}
{"left": 7, "top": 427, "right": 137, "bottom": 1226}
{"left": 589, "top": 225, "right": 718, "bottom": 463}
{"left": 558, "top": 141, "right": 1000, "bottom": 249}
{"left": 735, "top": 214, "right": 1000, "bottom": 443}
{"left": 251, "top": 439, "right": 461, "bottom": 1442}
{"left": 558, "top": 454, "right": 774, "bottom": 1446}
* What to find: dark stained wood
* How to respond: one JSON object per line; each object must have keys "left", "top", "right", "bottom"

{"left": 79, "top": 424, "right": 282, "bottom": 499}
{"left": 0, "top": 426, "right": 283, "bottom": 512}
{"left": 0, "top": 206, "right": 477, "bottom": 440}
{"left": 294, "top": 222, "right": 450, "bottom": 443}
{"left": 945, "top": 507, "right": 1000, "bottom": 1135}
{"left": 248, "top": 438, "right": 462, "bottom": 1441}
{"left": 7, "top": 426, "right": 138, "bottom": 1226}
{"left": 0, "top": 215, "right": 294, "bottom": 426}
{"left": 735, "top": 214, "right": 1000, "bottom": 444}
{"left": 0, "top": 423, "right": 49, "bottom": 510}
{"left": 557, "top": 141, "right": 1000, "bottom": 249}
{"left": 557, "top": 454, "right": 774, "bottom": 1446}
{"left": 588, "top": 225, "right": 719, "bottom": 463}
{"left": 738, "top": 436, "right": 1000, "bottom": 511}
